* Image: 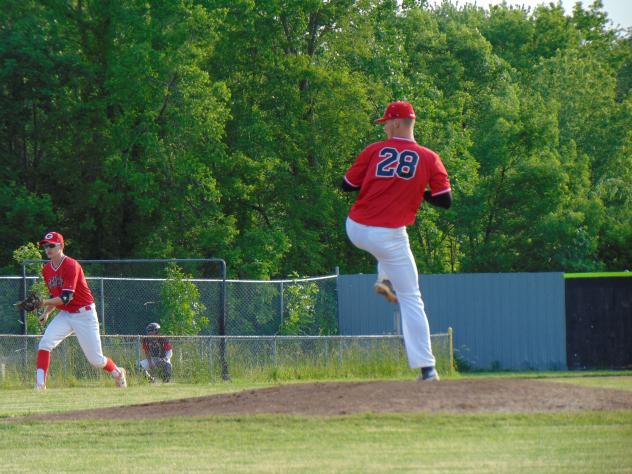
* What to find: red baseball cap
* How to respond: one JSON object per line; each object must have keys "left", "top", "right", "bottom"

{"left": 375, "top": 101, "right": 416, "bottom": 123}
{"left": 39, "top": 232, "right": 64, "bottom": 246}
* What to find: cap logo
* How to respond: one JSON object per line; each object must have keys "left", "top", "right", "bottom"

{"left": 45, "top": 233, "right": 53, "bottom": 240}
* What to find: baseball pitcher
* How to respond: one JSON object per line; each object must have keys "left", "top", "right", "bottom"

{"left": 342, "top": 101, "right": 452, "bottom": 381}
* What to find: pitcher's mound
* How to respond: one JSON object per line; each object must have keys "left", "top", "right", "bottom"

{"left": 34, "top": 378, "right": 632, "bottom": 420}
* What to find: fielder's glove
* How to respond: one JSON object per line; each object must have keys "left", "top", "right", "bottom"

{"left": 15, "top": 292, "right": 43, "bottom": 312}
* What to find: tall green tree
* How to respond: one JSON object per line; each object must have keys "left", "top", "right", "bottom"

{"left": 1, "top": 0, "right": 630, "bottom": 276}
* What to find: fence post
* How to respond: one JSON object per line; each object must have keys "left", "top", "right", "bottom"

{"left": 60, "top": 339, "right": 67, "bottom": 383}
{"left": 334, "top": 267, "right": 340, "bottom": 334}
{"left": 21, "top": 264, "right": 27, "bottom": 336}
{"left": 100, "top": 278, "right": 106, "bottom": 334}
{"left": 339, "top": 337, "right": 343, "bottom": 368}
{"left": 273, "top": 336, "right": 277, "bottom": 367}
{"left": 23, "top": 339, "right": 29, "bottom": 379}
{"left": 279, "top": 281, "right": 284, "bottom": 328}
{"left": 137, "top": 335, "right": 142, "bottom": 373}
{"left": 218, "top": 261, "right": 229, "bottom": 381}
{"left": 208, "top": 337, "right": 213, "bottom": 379}
{"left": 448, "top": 327, "right": 454, "bottom": 373}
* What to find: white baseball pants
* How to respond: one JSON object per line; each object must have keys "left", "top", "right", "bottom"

{"left": 38, "top": 304, "right": 108, "bottom": 368}
{"left": 346, "top": 217, "right": 436, "bottom": 369}
{"left": 138, "top": 357, "right": 169, "bottom": 370}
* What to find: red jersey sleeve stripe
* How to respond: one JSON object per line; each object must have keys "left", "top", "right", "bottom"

{"left": 344, "top": 175, "right": 361, "bottom": 188}
{"left": 431, "top": 188, "right": 452, "bottom": 197}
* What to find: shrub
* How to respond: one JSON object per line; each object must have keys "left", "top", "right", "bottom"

{"left": 158, "top": 263, "right": 208, "bottom": 335}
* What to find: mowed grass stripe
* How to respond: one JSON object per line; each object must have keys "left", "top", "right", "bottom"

{"left": 0, "top": 383, "right": 274, "bottom": 418}
{"left": 2, "top": 412, "right": 631, "bottom": 473}
{"left": 546, "top": 376, "right": 632, "bottom": 391}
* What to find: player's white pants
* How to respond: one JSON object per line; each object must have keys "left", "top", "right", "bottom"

{"left": 346, "top": 217, "right": 436, "bottom": 369}
{"left": 38, "top": 304, "right": 108, "bottom": 368}
{"left": 137, "top": 358, "right": 167, "bottom": 370}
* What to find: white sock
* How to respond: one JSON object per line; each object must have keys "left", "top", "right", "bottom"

{"left": 36, "top": 369, "right": 46, "bottom": 386}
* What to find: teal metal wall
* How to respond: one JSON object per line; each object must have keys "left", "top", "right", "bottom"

{"left": 338, "top": 272, "right": 567, "bottom": 370}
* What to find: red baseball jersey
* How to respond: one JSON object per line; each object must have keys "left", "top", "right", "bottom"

{"left": 42, "top": 256, "right": 94, "bottom": 311}
{"left": 344, "top": 137, "right": 451, "bottom": 227}
{"left": 142, "top": 337, "right": 173, "bottom": 358}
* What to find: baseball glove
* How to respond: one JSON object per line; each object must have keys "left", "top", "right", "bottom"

{"left": 15, "top": 292, "right": 43, "bottom": 312}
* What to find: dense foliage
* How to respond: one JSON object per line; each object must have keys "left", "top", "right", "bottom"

{"left": 1, "top": 0, "right": 630, "bottom": 277}
{"left": 158, "top": 263, "right": 209, "bottom": 334}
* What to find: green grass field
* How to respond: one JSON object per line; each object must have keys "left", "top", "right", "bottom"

{"left": 2, "top": 375, "right": 631, "bottom": 473}
{"left": 0, "top": 382, "right": 275, "bottom": 418}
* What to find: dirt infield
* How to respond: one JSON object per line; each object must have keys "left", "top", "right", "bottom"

{"left": 29, "top": 378, "right": 632, "bottom": 421}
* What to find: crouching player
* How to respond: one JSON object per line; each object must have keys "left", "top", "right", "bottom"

{"left": 138, "top": 322, "right": 173, "bottom": 383}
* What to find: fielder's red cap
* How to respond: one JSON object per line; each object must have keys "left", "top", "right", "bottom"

{"left": 375, "top": 101, "right": 416, "bottom": 123}
{"left": 39, "top": 232, "right": 64, "bottom": 246}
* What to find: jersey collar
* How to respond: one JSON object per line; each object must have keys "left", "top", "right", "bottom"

{"left": 51, "top": 255, "right": 66, "bottom": 272}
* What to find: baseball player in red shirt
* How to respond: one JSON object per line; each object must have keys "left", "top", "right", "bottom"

{"left": 342, "top": 101, "right": 452, "bottom": 381}
{"left": 34, "top": 232, "right": 127, "bottom": 390}
{"left": 138, "top": 322, "right": 173, "bottom": 383}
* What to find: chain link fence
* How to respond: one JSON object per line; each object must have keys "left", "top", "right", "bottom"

{"left": 0, "top": 267, "right": 338, "bottom": 336}
{"left": 0, "top": 277, "right": 22, "bottom": 334}
{"left": 225, "top": 276, "right": 338, "bottom": 336}
{"left": 0, "top": 332, "right": 454, "bottom": 387}
{"left": 1, "top": 260, "right": 455, "bottom": 387}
